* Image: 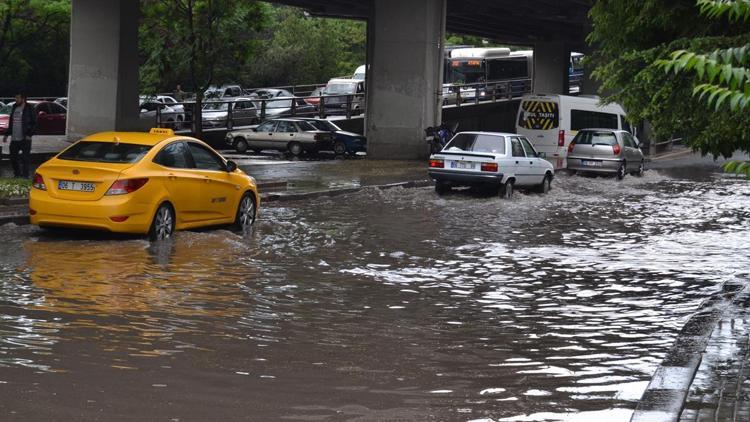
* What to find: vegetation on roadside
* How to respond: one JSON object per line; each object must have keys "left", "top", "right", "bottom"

{"left": 0, "top": 178, "right": 30, "bottom": 199}
{"left": 588, "top": 0, "right": 750, "bottom": 162}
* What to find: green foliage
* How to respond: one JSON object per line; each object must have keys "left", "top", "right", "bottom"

{"left": 0, "top": 0, "right": 70, "bottom": 97}
{"left": 139, "top": 0, "right": 267, "bottom": 96}
{"left": 588, "top": 0, "right": 750, "bottom": 163}
{"left": 724, "top": 159, "right": 750, "bottom": 177}
{"left": 0, "top": 177, "right": 30, "bottom": 199}
{"left": 698, "top": 0, "right": 750, "bottom": 20}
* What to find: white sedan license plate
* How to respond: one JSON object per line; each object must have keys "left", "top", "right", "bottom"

{"left": 58, "top": 180, "right": 96, "bottom": 192}
{"left": 581, "top": 160, "right": 602, "bottom": 167}
{"left": 450, "top": 161, "right": 475, "bottom": 170}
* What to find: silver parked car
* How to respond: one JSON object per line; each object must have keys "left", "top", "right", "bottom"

{"left": 226, "top": 118, "right": 335, "bottom": 156}
{"left": 202, "top": 98, "right": 258, "bottom": 129}
{"left": 566, "top": 129, "right": 645, "bottom": 179}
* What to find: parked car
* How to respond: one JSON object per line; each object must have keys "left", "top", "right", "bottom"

{"left": 294, "top": 117, "right": 366, "bottom": 155}
{"left": 2, "top": 101, "right": 68, "bottom": 135}
{"left": 140, "top": 101, "right": 184, "bottom": 129}
{"left": 323, "top": 78, "right": 365, "bottom": 116}
{"left": 305, "top": 87, "right": 326, "bottom": 107}
{"left": 30, "top": 128, "right": 259, "bottom": 240}
{"left": 566, "top": 129, "right": 645, "bottom": 179}
{"left": 262, "top": 97, "right": 316, "bottom": 118}
{"left": 225, "top": 118, "right": 335, "bottom": 156}
{"left": 428, "top": 132, "right": 554, "bottom": 198}
{"left": 34, "top": 101, "right": 68, "bottom": 135}
{"left": 204, "top": 85, "right": 244, "bottom": 99}
{"left": 202, "top": 98, "right": 257, "bottom": 129}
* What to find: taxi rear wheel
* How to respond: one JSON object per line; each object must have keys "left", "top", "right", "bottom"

{"left": 149, "top": 203, "right": 175, "bottom": 241}
{"left": 233, "top": 192, "right": 257, "bottom": 233}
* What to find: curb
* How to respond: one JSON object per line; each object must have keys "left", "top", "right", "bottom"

{"left": 0, "top": 179, "right": 433, "bottom": 226}
{"left": 631, "top": 280, "right": 748, "bottom": 422}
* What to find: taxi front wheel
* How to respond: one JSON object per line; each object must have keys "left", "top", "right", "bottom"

{"left": 233, "top": 193, "right": 257, "bottom": 233}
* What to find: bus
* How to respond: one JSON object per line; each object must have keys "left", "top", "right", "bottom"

{"left": 446, "top": 48, "right": 534, "bottom": 100}
{"left": 515, "top": 94, "right": 630, "bottom": 169}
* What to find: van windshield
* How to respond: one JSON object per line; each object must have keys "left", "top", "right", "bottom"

{"left": 326, "top": 83, "right": 356, "bottom": 95}
{"left": 573, "top": 131, "right": 618, "bottom": 146}
{"left": 518, "top": 100, "right": 559, "bottom": 130}
{"left": 444, "top": 133, "right": 506, "bottom": 154}
{"left": 58, "top": 141, "right": 152, "bottom": 163}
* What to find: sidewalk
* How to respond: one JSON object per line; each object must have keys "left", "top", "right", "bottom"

{"left": 632, "top": 280, "right": 750, "bottom": 422}
{"left": 679, "top": 287, "right": 750, "bottom": 421}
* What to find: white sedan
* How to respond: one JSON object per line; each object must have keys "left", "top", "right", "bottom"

{"left": 428, "top": 131, "right": 554, "bottom": 198}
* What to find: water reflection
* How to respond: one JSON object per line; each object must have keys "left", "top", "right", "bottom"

{"left": 0, "top": 171, "right": 747, "bottom": 421}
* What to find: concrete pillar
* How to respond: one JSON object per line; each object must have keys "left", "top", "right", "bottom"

{"left": 533, "top": 41, "right": 570, "bottom": 95}
{"left": 67, "top": 0, "right": 140, "bottom": 140}
{"left": 365, "top": 0, "right": 446, "bottom": 160}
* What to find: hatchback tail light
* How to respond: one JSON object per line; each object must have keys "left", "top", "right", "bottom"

{"left": 106, "top": 178, "right": 149, "bottom": 196}
{"left": 32, "top": 173, "right": 46, "bottom": 190}
{"left": 558, "top": 130, "right": 565, "bottom": 147}
{"left": 429, "top": 159, "right": 444, "bottom": 168}
{"left": 612, "top": 143, "right": 622, "bottom": 155}
{"left": 568, "top": 141, "right": 576, "bottom": 153}
{"left": 481, "top": 162, "right": 498, "bottom": 172}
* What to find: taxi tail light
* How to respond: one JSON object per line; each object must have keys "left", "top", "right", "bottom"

{"left": 32, "top": 173, "right": 46, "bottom": 190}
{"left": 109, "top": 216, "right": 129, "bottom": 222}
{"left": 481, "top": 162, "right": 498, "bottom": 172}
{"left": 558, "top": 130, "right": 565, "bottom": 147}
{"left": 612, "top": 143, "right": 622, "bottom": 155}
{"left": 429, "top": 159, "right": 444, "bottom": 168}
{"left": 106, "top": 178, "right": 149, "bottom": 196}
{"left": 568, "top": 141, "right": 576, "bottom": 153}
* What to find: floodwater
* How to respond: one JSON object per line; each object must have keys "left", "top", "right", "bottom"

{"left": 0, "top": 170, "right": 749, "bottom": 421}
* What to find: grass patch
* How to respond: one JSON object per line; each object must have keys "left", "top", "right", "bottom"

{"left": 0, "top": 177, "right": 31, "bottom": 199}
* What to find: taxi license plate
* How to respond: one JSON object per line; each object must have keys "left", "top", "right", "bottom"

{"left": 450, "top": 161, "right": 475, "bottom": 170}
{"left": 58, "top": 180, "right": 96, "bottom": 192}
{"left": 581, "top": 160, "right": 602, "bottom": 167}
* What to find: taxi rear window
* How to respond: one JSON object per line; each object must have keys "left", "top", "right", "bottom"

{"left": 58, "top": 141, "right": 152, "bottom": 163}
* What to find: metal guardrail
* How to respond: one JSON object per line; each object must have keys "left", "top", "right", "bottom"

{"left": 441, "top": 78, "right": 533, "bottom": 106}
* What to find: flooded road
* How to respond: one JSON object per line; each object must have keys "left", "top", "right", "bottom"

{"left": 1, "top": 169, "right": 749, "bottom": 421}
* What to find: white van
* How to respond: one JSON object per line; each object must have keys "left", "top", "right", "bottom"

{"left": 352, "top": 65, "right": 366, "bottom": 80}
{"left": 515, "top": 94, "right": 630, "bottom": 169}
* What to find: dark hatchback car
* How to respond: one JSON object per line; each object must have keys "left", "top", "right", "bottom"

{"left": 294, "top": 118, "right": 367, "bottom": 155}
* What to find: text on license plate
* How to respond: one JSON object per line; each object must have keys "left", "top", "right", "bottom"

{"left": 581, "top": 160, "right": 602, "bottom": 167}
{"left": 450, "top": 161, "right": 475, "bottom": 170}
{"left": 58, "top": 180, "right": 96, "bottom": 192}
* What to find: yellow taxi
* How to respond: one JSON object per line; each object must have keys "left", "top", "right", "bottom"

{"left": 30, "top": 128, "right": 260, "bottom": 240}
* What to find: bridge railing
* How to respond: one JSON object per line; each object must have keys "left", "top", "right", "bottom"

{"left": 440, "top": 78, "right": 533, "bottom": 106}
{"left": 151, "top": 92, "right": 367, "bottom": 133}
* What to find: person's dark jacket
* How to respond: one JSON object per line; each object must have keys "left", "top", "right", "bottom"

{"left": 6, "top": 102, "right": 37, "bottom": 139}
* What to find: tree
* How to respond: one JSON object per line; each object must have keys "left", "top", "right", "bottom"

{"left": 139, "top": 0, "right": 266, "bottom": 136}
{"left": 0, "top": 0, "right": 70, "bottom": 96}
{"left": 657, "top": 0, "right": 750, "bottom": 178}
{"left": 243, "top": 7, "right": 365, "bottom": 88}
{"left": 587, "top": 0, "right": 750, "bottom": 162}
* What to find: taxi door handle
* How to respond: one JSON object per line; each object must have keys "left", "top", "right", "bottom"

{"left": 204, "top": 177, "right": 211, "bottom": 183}
{"left": 168, "top": 173, "right": 177, "bottom": 180}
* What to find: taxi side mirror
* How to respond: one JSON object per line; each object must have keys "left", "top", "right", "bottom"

{"left": 226, "top": 160, "right": 238, "bottom": 172}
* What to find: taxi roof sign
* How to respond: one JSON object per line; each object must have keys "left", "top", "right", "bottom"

{"left": 149, "top": 128, "right": 175, "bottom": 136}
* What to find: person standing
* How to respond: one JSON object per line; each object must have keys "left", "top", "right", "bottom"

{"left": 173, "top": 84, "right": 185, "bottom": 102}
{"left": 2, "top": 93, "right": 36, "bottom": 178}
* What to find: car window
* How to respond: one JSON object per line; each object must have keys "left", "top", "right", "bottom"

{"left": 188, "top": 142, "right": 225, "bottom": 171}
{"left": 444, "top": 133, "right": 506, "bottom": 154}
{"left": 154, "top": 142, "right": 190, "bottom": 169}
{"left": 234, "top": 102, "right": 245, "bottom": 110}
{"left": 276, "top": 121, "right": 297, "bottom": 133}
{"left": 520, "top": 137, "right": 538, "bottom": 157}
{"left": 59, "top": 141, "right": 152, "bottom": 164}
{"left": 511, "top": 138, "right": 526, "bottom": 157}
{"left": 49, "top": 103, "right": 66, "bottom": 114}
{"left": 573, "top": 131, "right": 618, "bottom": 146}
{"left": 36, "top": 103, "right": 51, "bottom": 114}
{"left": 296, "top": 121, "right": 317, "bottom": 131}
{"left": 624, "top": 133, "right": 638, "bottom": 148}
{"left": 256, "top": 121, "right": 276, "bottom": 132}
